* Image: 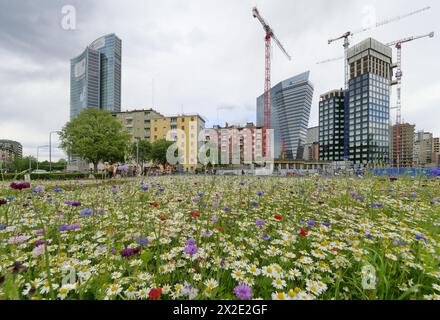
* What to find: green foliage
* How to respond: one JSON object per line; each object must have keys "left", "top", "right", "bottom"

{"left": 130, "top": 140, "right": 152, "bottom": 164}
{"left": 60, "top": 108, "right": 130, "bottom": 171}
{"left": 2, "top": 172, "right": 107, "bottom": 181}
{"left": 151, "top": 140, "right": 174, "bottom": 166}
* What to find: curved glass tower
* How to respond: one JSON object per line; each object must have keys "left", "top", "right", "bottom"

{"left": 70, "top": 34, "right": 121, "bottom": 119}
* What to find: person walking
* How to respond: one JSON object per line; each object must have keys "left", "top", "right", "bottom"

{"left": 107, "top": 162, "right": 114, "bottom": 179}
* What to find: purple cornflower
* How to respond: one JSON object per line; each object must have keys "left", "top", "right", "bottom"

{"left": 185, "top": 238, "right": 196, "bottom": 246}
{"left": 224, "top": 207, "right": 229, "bottom": 212}
{"left": 0, "top": 224, "right": 7, "bottom": 230}
{"left": 323, "top": 222, "right": 330, "bottom": 227}
{"left": 32, "top": 185, "right": 45, "bottom": 193}
{"left": 308, "top": 220, "right": 316, "bottom": 227}
{"left": 356, "top": 196, "right": 365, "bottom": 201}
{"left": 80, "top": 208, "right": 94, "bottom": 216}
{"left": 142, "top": 186, "right": 149, "bottom": 191}
{"left": 211, "top": 217, "right": 219, "bottom": 223}
{"left": 138, "top": 237, "right": 148, "bottom": 246}
{"left": 257, "top": 191, "right": 264, "bottom": 197}
{"left": 110, "top": 248, "right": 116, "bottom": 254}
{"left": 416, "top": 234, "right": 428, "bottom": 242}
{"left": 240, "top": 182, "right": 245, "bottom": 186}
{"left": 34, "top": 240, "right": 47, "bottom": 247}
{"left": 372, "top": 203, "right": 382, "bottom": 208}
{"left": 261, "top": 234, "right": 271, "bottom": 241}
{"left": 192, "top": 197, "right": 200, "bottom": 203}
{"left": 201, "top": 203, "right": 207, "bottom": 209}
{"left": 54, "top": 187, "right": 62, "bottom": 193}
{"left": 0, "top": 199, "right": 7, "bottom": 206}
{"left": 251, "top": 201, "right": 258, "bottom": 207}
{"left": 120, "top": 247, "right": 141, "bottom": 258}
{"left": 197, "top": 192, "right": 204, "bottom": 197}
{"left": 350, "top": 192, "right": 357, "bottom": 197}
{"left": 234, "top": 284, "right": 253, "bottom": 300}
{"left": 256, "top": 219, "right": 265, "bottom": 226}
{"left": 409, "top": 193, "right": 417, "bottom": 198}
{"left": 35, "top": 229, "right": 45, "bottom": 235}
{"left": 183, "top": 244, "right": 198, "bottom": 255}
{"left": 366, "top": 233, "right": 372, "bottom": 239}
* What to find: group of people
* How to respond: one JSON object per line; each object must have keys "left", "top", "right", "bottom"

{"left": 106, "top": 162, "right": 137, "bottom": 179}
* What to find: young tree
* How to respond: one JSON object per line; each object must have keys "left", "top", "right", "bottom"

{"left": 60, "top": 108, "right": 130, "bottom": 172}
{"left": 151, "top": 140, "right": 174, "bottom": 168}
{"left": 130, "top": 140, "right": 152, "bottom": 164}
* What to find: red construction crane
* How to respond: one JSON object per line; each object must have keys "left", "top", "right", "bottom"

{"left": 387, "top": 32, "right": 434, "bottom": 168}
{"left": 252, "top": 7, "right": 291, "bottom": 158}
{"left": 322, "top": 6, "right": 430, "bottom": 89}
{"left": 252, "top": 7, "right": 291, "bottom": 130}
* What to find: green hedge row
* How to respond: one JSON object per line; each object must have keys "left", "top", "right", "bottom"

{"left": 2, "top": 172, "right": 108, "bottom": 181}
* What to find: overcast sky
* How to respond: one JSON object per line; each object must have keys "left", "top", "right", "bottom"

{"left": 0, "top": 0, "right": 438, "bottom": 161}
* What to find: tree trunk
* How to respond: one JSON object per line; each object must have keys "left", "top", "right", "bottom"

{"left": 93, "top": 162, "right": 98, "bottom": 173}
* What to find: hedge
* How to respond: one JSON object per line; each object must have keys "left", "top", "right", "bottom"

{"left": 1, "top": 172, "right": 108, "bottom": 181}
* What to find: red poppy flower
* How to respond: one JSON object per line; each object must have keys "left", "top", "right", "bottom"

{"left": 149, "top": 288, "right": 162, "bottom": 300}
{"left": 159, "top": 216, "right": 167, "bottom": 221}
{"left": 216, "top": 226, "right": 223, "bottom": 231}
{"left": 300, "top": 229, "right": 308, "bottom": 237}
{"left": 274, "top": 215, "right": 283, "bottom": 220}
{"left": 190, "top": 211, "right": 200, "bottom": 217}
{"left": 150, "top": 202, "right": 159, "bottom": 207}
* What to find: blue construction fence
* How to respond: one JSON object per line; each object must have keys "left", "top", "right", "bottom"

{"left": 371, "top": 168, "right": 440, "bottom": 177}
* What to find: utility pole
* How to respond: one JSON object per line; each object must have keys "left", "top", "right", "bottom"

{"left": 49, "top": 131, "right": 62, "bottom": 172}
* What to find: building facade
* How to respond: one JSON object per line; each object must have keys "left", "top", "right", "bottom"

{"left": 70, "top": 34, "right": 122, "bottom": 119}
{"left": 319, "top": 90, "right": 345, "bottom": 162}
{"left": 346, "top": 38, "right": 393, "bottom": 165}
{"left": 151, "top": 114, "right": 206, "bottom": 172}
{"left": 414, "top": 131, "right": 433, "bottom": 166}
{"left": 391, "top": 123, "right": 415, "bottom": 167}
{"left": 257, "top": 71, "right": 314, "bottom": 160}
{"left": 303, "top": 126, "right": 319, "bottom": 161}
{"left": 209, "top": 122, "right": 264, "bottom": 166}
{"left": 0, "top": 140, "right": 23, "bottom": 166}
{"left": 433, "top": 137, "right": 440, "bottom": 166}
{"left": 113, "top": 109, "right": 164, "bottom": 143}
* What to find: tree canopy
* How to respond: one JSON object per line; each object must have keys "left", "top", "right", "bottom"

{"left": 151, "top": 139, "right": 174, "bottom": 166}
{"left": 60, "top": 108, "right": 130, "bottom": 171}
{"left": 130, "top": 140, "right": 152, "bottom": 164}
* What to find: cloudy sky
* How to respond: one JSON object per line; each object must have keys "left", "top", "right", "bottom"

{"left": 0, "top": 0, "right": 438, "bottom": 161}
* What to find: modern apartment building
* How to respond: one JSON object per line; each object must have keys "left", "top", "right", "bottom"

{"left": 346, "top": 38, "right": 393, "bottom": 165}
{"left": 0, "top": 140, "right": 23, "bottom": 166}
{"left": 391, "top": 123, "right": 415, "bottom": 167}
{"left": 318, "top": 90, "right": 345, "bottom": 162}
{"left": 151, "top": 114, "right": 206, "bottom": 172}
{"left": 257, "top": 71, "right": 314, "bottom": 160}
{"left": 70, "top": 34, "right": 122, "bottom": 119}
{"left": 113, "top": 109, "right": 164, "bottom": 143}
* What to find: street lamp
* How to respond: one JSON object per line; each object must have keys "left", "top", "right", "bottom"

{"left": 36, "top": 145, "right": 49, "bottom": 171}
{"left": 49, "top": 131, "right": 62, "bottom": 172}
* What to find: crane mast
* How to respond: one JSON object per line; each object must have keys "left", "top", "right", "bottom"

{"left": 388, "top": 32, "right": 434, "bottom": 169}
{"left": 253, "top": 7, "right": 291, "bottom": 158}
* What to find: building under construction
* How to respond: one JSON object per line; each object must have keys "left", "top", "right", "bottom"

{"left": 391, "top": 123, "right": 415, "bottom": 167}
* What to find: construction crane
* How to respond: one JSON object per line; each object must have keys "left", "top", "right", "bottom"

{"left": 387, "top": 32, "right": 434, "bottom": 169}
{"left": 325, "top": 6, "right": 430, "bottom": 89}
{"left": 252, "top": 7, "right": 291, "bottom": 158}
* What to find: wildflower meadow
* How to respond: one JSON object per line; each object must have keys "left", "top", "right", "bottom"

{"left": 0, "top": 175, "right": 439, "bottom": 300}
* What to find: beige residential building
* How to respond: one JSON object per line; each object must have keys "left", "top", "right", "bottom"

{"left": 414, "top": 131, "right": 433, "bottom": 166}
{"left": 151, "top": 114, "right": 206, "bottom": 172}
{"left": 113, "top": 108, "right": 164, "bottom": 143}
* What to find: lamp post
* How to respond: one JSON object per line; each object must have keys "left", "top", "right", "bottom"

{"left": 49, "top": 131, "right": 62, "bottom": 172}
{"left": 36, "top": 145, "right": 49, "bottom": 171}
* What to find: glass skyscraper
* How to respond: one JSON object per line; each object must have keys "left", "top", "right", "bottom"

{"left": 257, "top": 71, "right": 314, "bottom": 160}
{"left": 70, "top": 34, "right": 122, "bottom": 119}
{"left": 346, "top": 38, "right": 392, "bottom": 165}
